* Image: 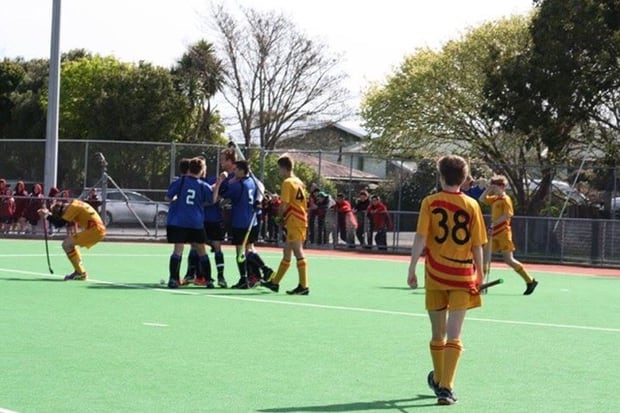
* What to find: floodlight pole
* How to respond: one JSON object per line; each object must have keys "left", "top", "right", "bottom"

{"left": 44, "top": 0, "right": 62, "bottom": 195}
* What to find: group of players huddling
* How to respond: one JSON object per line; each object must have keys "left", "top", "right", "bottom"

{"left": 164, "top": 148, "right": 310, "bottom": 295}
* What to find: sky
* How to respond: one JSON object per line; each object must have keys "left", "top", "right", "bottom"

{"left": 0, "top": 0, "right": 534, "bottom": 122}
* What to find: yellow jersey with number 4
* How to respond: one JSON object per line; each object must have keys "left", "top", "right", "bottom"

{"left": 417, "top": 191, "right": 487, "bottom": 291}
{"left": 281, "top": 176, "right": 307, "bottom": 228}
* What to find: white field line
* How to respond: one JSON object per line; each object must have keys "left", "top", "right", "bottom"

{"left": 0, "top": 267, "right": 618, "bottom": 333}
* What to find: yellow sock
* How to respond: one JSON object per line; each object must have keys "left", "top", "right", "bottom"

{"left": 430, "top": 340, "right": 446, "bottom": 385}
{"left": 440, "top": 339, "right": 463, "bottom": 390}
{"left": 272, "top": 260, "right": 291, "bottom": 284}
{"left": 514, "top": 264, "right": 533, "bottom": 283}
{"left": 67, "top": 247, "right": 86, "bottom": 274}
{"left": 297, "top": 258, "right": 308, "bottom": 288}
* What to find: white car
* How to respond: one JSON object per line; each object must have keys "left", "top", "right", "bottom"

{"left": 80, "top": 189, "right": 168, "bottom": 226}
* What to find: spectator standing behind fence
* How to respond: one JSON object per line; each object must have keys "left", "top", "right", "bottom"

{"left": 268, "top": 193, "right": 282, "bottom": 243}
{"left": 24, "top": 184, "right": 44, "bottom": 234}
{"left": 0, "top": 179, "right": 15, "bottom": 233}
{"left": 307, "top": 185, "right": 320, "bottom": 243}
{"left": 12, "top": 181, "right": 29, "bottom": 233}
{"left": 84, "top": 187, "right": 102, "bottom": 212}
{"left": 335, "top": 193, "right": 357, "bottom": 247}
{"left": 353, "top": 190, "right": 371, "bottom": 248}
{"left": 314, "top": 191, "right": 329, "bottom": 245}
{"left": 367, "top": 195, "right": 393, "bottom": 251}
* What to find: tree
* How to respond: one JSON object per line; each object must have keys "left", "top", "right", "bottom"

{"left": 173, "top": 40, "right": 226, "bottom": 144}
{"left": 484, "top": 0, "right": 620, "bottom": 214}
{"left": 210, "top": 4, "right": 350, "bottom": 150}
{"left": 361, "top": 16, "right": 544, "bottom": 213}
{"left": 59, "top": 55, "right": 193, "bottom": 189}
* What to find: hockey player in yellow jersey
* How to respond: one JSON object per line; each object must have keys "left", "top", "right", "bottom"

{"left": 407, "top": 155, "right": 487, "bottom": 405}
{"left": 39, "top": 199, "right": 106, "bottom": 280}
{"left": 262, "top": 154, "right": 309, "bottom": 295}
{"left": 479, "top": 175, "right": 538, "bottom": 295}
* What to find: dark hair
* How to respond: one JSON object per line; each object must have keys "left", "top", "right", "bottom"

{"left": 437, "top": 155, "right": 468, "bottom": 187}
{"left": 277, "top": 154, "right": 294, "bottom": 171}
{"left": 179, "top": 158, "right": 191, "bottom": 175}
{"left": 189, "top": 157, "right": 205, "bottom": 175}
{"left": 359, "top": 190, "right": 369, "bottom": 197}
{"left": 337, "top": 193, "right": 344, "bottom": 198}
{"left": 234, "top": 160, "right": 249, "bottom": 175}
{"left": 221, "top": 148, "right": 236, "bottom": 162}
{"left": 490, "top": 175, "right": 508, "bottom": 186}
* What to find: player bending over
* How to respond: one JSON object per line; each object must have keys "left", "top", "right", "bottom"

{"left": 478, "top": 175, "right": 538, "bottom": 295}
{"left": 407, "top": 155, "right": 487, "bottom": 405}
{"left": 38, "top": 199, "right": 106, "bottom": 280}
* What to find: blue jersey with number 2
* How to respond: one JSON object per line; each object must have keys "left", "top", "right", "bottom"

{"left": 166, "top": 176, "right": 213, "bottom": 229}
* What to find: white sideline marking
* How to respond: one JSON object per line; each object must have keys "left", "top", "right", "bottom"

{"left": 0, "top": 408, "right": 20, "bottom": 413}
{"left": 1, "top": 267, "right": 619, "bottom": 333}
{"left": 142, "top": 322, "right": 168, "bottom": 328}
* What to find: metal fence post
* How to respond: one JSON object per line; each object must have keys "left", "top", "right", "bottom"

{"left": 83, "top": 140, "right": 89, "bottom": 190}
{"left": 169, "top": 141, "right": 176, "bottom": 183}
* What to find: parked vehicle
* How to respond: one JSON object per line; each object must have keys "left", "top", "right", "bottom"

{"left": 80, "top": 189, "right": 168, "bottom": 226}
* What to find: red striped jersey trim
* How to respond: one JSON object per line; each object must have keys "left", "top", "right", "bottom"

{"left": 426, "top": 251, "right": 475, "bottom": 276}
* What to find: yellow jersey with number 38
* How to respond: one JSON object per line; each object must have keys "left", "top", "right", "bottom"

{"left": 281, "top": 176, "right": 307, "bottom": 228}
{"left": 417, "top": 191, "right": 487, "bottom": 291}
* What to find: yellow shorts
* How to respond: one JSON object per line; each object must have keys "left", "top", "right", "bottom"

{"left": 425, "top": 289, "right": 482, "bottom": 311}
{"left": 492, "top": 235, "right": 515, "bottom": 253}
{"left": 73, "top": 227, "right": 106, "bottom": 249}
{"left": 285, "top": 225, "right": 307, "bottom": 243}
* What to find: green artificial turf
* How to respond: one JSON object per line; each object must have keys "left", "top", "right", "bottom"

{"left": 0, "top": 239, "right": 618, "bottom": 412}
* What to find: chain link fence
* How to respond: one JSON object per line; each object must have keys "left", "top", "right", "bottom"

{"left": 1, "top": 138, "right": 619, "bottom": 266}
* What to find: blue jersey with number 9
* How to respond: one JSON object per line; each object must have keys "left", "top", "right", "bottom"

{"left": 166, "top": 176, "right": 213, "bottom": 229}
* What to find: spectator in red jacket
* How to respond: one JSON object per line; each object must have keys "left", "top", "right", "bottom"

{"left": 335, "top": 193, "right": 358, "bottom": 247}
{"left": 367, "top": 195, "right": 393, "bottom": 251}
{"left": 24, "top": 183, "right": 45, "bottom": 234}
{"left": 0, "top": 179, "right": 15, "bottom": 233}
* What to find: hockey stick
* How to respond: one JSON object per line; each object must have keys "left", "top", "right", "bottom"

{"left": 478, "top": 278, "right": 503, "bottom": 292}
{"left": 43, "top": 219, "right": 54, "bottom": 274}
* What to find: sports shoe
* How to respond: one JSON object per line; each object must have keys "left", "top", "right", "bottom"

{"left": 437, "top": 387, "right": 458, "bottom": 405}
{"left": 427, "top": 371, "right": 440, "bottom": 397}
{"left": 524, "top": 279, "right": 538, "bottom": 295}
{"left": 231, "top": 278, "right": 249, "bottom": 289}
{"left": 262, "top": 266, "right": 274, "bottom": 281}
{"left": 183, "top": 274, "right": 195, "bottom": 285}
{"left": 205, "top": 279, "right": 215, "bottom": 289}
{"left": 167, "top": 278, "right": 180, "bottom": 289}
{"left": 286, "top": 284, "right": 309, "bottom": 295}
{"left": 261, "top": 280, "right": 279, "bottom": 293}
{"left": 64, "top": 271, "right": 87, "bottom": 281}
{"left": 217, "top": 276, "right": 228, "bottom": 288}
{"left": 194, "top": 277, "right": 207, "bottom": 286}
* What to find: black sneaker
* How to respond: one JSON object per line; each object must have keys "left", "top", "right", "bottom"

{"left": 167, "top": 279, "right": 180, "bottom": 289}
{"left": 262, "top": 267, "right": 274, "bottom": 281}
{"left": 205, "top": 279, "right": 215, "bottom": 289}
{"left": 427, "top": 371, "right": 440, "bottom": 397}
{"left": 524, "top": 279, "right": 538, "bottom": 295}
{"left": 286, "top": 284, "right": 309, "bottom": 295}
{"left": 183, "top": 274, "right": 195, "bottom": 285}
{"left": 231, "top": 278, "right": 249, "bottom": 289}
{"left": 262, "top": 280, "right": 279, "bottom": 293}
{"left": 217, "top": 276, "right": 228, "bottom": 289}
{"left": 437, "top": 387, "right": 458, "bottom": 405}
